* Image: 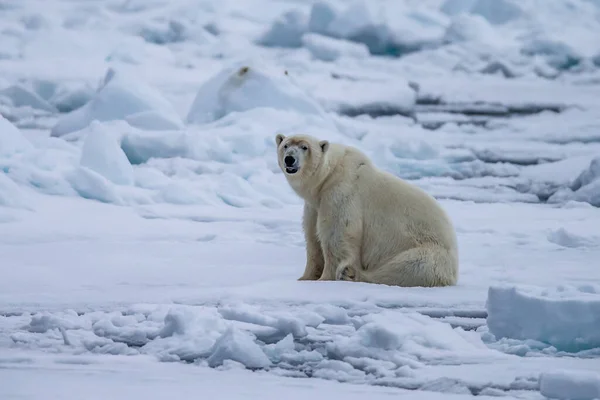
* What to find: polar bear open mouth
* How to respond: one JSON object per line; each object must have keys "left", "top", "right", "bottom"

{"left": 285, "top": 167, "right": 298, "bottom": 174}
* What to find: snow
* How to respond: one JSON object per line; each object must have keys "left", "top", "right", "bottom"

{"left": 1, "top": 0, "right": 600, "bottom": 398}
{"left": 540, "top": 370, "right": 600, "bottom": 400}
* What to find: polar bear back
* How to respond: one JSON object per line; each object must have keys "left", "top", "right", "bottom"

{"left": 327, "top": 144, "right": 458, "bottom": 269}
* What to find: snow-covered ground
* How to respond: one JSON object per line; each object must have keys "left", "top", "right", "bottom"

{"left": 1, "top": 0, "right": 600, "bottom": 399}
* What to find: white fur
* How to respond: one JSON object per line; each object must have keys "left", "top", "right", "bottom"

{"left": 275, "top": 133, "right": 459, "bottom": 287}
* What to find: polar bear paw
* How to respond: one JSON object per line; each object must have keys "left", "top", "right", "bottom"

{"left": 336, "top": 265, "right": 357, "bottom": 281}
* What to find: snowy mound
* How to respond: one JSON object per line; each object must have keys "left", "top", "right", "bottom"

{"left": 486, "top": 286, "right": 600, "bottom": 352}
{"left": 0, "top": 114, "right": 32, "bottom": 158}
{"left": 540, "top": 370, "right": 600, "bottom": 400}
{"left": 51, "top": 68, "right": 183, "bottom": 137}
{"left": 548, "top": 157, "right": 600, "bottom": 207}
{"left": 186, "top": 60, "right": 328, "bottom": 125}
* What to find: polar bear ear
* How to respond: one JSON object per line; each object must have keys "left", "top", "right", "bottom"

{"left": 276, "top": 133, "right": 286, "bottom": 146}
{"left": 319, "top": 140, "right": 329, "bottom": 153}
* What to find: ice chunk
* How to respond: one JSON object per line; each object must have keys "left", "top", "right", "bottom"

{"left": 218, "top": 304, "right": 308, "bottom": 338}
{"left": 540, "top": 370, "right": 600, "bottom": 400}
{"left": 125, "top": 110, "right": 184, "bottom": 131}
{"left": 547, "top": 228, "right": 599, "bottom": 249}
{"left": 558, "top": 182, "right": 600, "bottom": 208}
{"left": 207, "top": 328, "right": 271, "bottom": 369}
{"left": 51, "top": 68, "right": 182, "bottom": 137}
{"left": 314, "top": 78, "right": 416, "bottom": 118}
{"left": 548, "top": 185, "right": 598, "bottom": 208}
{"left": 0, "top": 84, "right": 57, "bottom": 113}
{"left": 186, "top": 60, "right": 327, "bottom": 125}
{"left": 308, "top": 2, "right": 338, "bottom": 34}
{"left": 486, "top": 286, "right": 600, "bottom": 352}
{"left": 28, "top": 311, "right": 88, "bottom": 333}
{"left": 50, "top": 83, "right": 95, "bottom": 113}
{"left": 522, "top": 38, "right": 582, "bottom": 70}
{"left": 302, "top": 33, "right": 369, "bottom": 62}
{"left": 469, "top": 0, "right": 522, "bottom": 25}
{"left": 441, "top": 0, "right": 523, "bottom": 25}
{"left": 79, "top": 123, "right": 134, "bottom": 186}
{"left": 325, "top": 1, "right": 395, "bottom": 55}
{"left": 137, "top": 19, "right": 215, "bottom": 46}
{"left": 0, "top": 173, "right": 30, "bottom": 209}
{"left": 443, "top": 13, "right": 504, "bottom": 47}
{"left": 106, "top": 35, "right": 178, "bottom": 66}
{"left": 0, "top": 114, "right": 32, "bottom": 158}
{"left": 263, "top": 334, "right": 295, "bottom": 362}
{"left": 257, "top": 10, "right": 307, "bottom": 48}
{"left": 441, "top": 0, "right": 477, "bottom": 16}
{"left": 312, "top": 304, "right": 351, "bottom": 325}
{"left": 324, "top": 1, "right": 444, "bottom": 56}
{"left": 67, "top": 167, "right": 122, "bottom": 204}
{"left": 121, "top": 130, "right": 190, "bottom": 165}
{"left": 572, "top": 157, "right": 600, "bottom": 191}
{"left": 139, "top": 20, "right": 187, "bottom": 44}
{"left": 13, "top": 79, "right": 95, "bottom": 113}
{"left": 326, "top": 2, "right": 377, "bottom": 41}
{"left": 547, "top": 157, "right": 600, "bottom": 207}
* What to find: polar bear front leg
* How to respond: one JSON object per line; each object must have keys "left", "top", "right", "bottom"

{"left": 317, "top": 196, "right": 363, "bottom": 281}
{"left": 298, "top": 203, "right": 325, "bottom": 280}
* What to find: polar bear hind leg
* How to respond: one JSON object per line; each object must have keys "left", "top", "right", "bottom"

{"left": 336, "top": 245, "right": 458, "bottom": 287}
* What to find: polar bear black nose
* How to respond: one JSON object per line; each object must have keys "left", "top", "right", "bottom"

{"left": 284, "top": 156, "right": 295, "bottom": 167}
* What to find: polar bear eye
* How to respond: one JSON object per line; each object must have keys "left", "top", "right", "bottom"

{"left": 301, "top": 145, "right": 308, "bottom": 151}
{"left": 283, "top": 144, "right": 288, "bottom": 149}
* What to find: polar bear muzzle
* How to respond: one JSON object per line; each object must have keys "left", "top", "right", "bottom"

{"left": 284, "top": 155, "right": 298, "bottom": 174}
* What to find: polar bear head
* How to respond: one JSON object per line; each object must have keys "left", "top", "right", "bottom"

{"left": 275, "top": 133, "right": 329, "bottom": 178}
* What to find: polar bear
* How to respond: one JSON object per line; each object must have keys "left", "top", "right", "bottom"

{"left": 275, "top": 133, "right": 459, "bottom": 287}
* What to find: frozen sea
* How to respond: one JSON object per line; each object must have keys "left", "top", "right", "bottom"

{"left": 1, "top": 0, "right": 600, "bottom": 399}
